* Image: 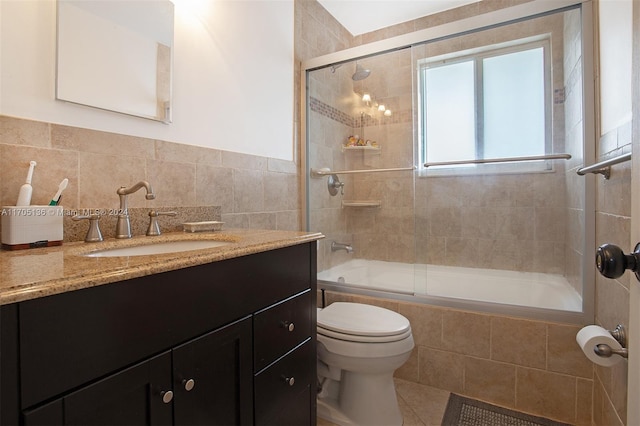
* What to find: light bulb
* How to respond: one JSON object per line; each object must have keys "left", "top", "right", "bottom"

{"left": 384, "top": 109, "right": 392, "bottom": 116}
{"left": 362, "top": 93, "right": 371, "bottom": 103}
{"left": 378, "top": 104, "right": 386, "bottom": 111}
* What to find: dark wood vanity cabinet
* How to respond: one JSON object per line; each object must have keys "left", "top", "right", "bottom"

{"left": 1, "top": 243, "right": 317, "bottom": 426}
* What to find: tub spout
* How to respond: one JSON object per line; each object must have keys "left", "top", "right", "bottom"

{"left": 331, "top": 241, "right": 353, "bottom": 253}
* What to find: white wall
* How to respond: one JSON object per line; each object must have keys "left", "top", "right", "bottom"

{"left": 598, "top": 0, "right": 632, "bottom": 134}
{"left": 0, "top": 0, "right": 295, "bottom": 161}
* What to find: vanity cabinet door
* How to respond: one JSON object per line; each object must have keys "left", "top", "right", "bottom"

{"left": 172, "top": 316, "right": 253, "bottom": 426}
{"left": 23, "top": 351, "right": 173, "bottom": 426}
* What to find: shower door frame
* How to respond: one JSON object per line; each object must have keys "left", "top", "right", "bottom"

{"left": 301, "top": 0, "right": 596, "bottom": 325}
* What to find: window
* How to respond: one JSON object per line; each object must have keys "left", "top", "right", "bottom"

{"left": 420, "top": 39, "right": 551, "bottom": 172}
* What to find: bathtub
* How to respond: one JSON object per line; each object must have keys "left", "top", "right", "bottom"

{"left": 317, "top": 259, "right": 582, "bottom": 313}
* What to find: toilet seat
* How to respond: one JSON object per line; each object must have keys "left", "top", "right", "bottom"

{"left": 317, "top": 302, "right": 411, "bottom": 343}
{"left": 318, "top": 325, "right": 412, "bottom": 343}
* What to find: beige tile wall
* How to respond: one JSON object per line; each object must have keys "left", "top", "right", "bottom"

{"left": 0, "top": 116, "right": 300, "bottom": 243}
{"left": 593, "top": 123, "right": 632, "bottom": 426}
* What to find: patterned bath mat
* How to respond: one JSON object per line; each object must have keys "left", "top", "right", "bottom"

{"left": 441, "top": 394, "right": 572, "bottom": 426}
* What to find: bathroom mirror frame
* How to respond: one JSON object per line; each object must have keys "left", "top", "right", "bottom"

{"left": 55, "top": 0, "right": 174, "bottom": 123}
{"left": 301, "top": 0, "right": 596, "bottom": 326}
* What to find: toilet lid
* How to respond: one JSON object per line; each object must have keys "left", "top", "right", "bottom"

{"left": 317, "top": 302, "right": 411, "bottom": 337}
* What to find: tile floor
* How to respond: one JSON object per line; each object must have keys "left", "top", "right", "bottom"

{"left": 317, "top": 378, "right": 451, "bottom": 426}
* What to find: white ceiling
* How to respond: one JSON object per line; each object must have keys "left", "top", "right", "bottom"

{"left": 317, "top": 0, "right": 481, "bottom": 36}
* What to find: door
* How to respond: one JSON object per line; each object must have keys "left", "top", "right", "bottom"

{"left": 23, "top": 352, "right": 173, "bottom": 426}
{"left": 172, "top": 316, "right": 253, "bottom": 426}
{"left": 629, "top": 2, "right": 640, "bottom": 423}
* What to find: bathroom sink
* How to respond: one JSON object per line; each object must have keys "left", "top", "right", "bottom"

{"left": 84, "top": 240, "right": 232, "bottom": 257}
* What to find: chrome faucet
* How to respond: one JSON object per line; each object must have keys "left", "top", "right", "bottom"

{"left": 331, "top": 241, "right": 353, "bottom": 253}
{"left": 115, "top": 181, "right": 155, "bottom": 238}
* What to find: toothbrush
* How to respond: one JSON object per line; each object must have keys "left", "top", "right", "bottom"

{"left": 49, "top": 178, "right": 69, "bottom": 206}
{"left": 16, "top": 161, "right": 36, "bottom": 206}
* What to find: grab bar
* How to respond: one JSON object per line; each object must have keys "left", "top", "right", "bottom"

{"left": 310, "top": 166, "right": 415, "bottom": 177}
{"left": 423, "top": 153, "right": 571, "bottom": 168}
{"left": 577, "top": 152, "right": 631, "bottom": 180}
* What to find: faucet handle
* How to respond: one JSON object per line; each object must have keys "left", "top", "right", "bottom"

{"left": 146, "top": 210, "right": 178, "bottom": 236}
{"left": 72, "top": 213, "right": 104, "bottom": 242}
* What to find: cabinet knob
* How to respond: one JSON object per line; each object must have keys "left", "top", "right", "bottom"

{"left": 160, "top": 390, "right": 174, "bottom": 404}
{"left": 283, "top": 376, "right": 295, "bottom": 386}
{"left": 182, "top": 378, "right": 195, "bottom": 391}
{"left": 282, "top": 321, "right": 295, "bottom": 332}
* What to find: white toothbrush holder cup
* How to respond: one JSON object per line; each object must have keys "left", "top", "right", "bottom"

{"left": 1, "top": 206, "right": 64, "bottom": 250}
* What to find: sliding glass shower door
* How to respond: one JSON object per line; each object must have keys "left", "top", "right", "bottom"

{"left": 305, "top": 2, "right": 594, "bottom": 322}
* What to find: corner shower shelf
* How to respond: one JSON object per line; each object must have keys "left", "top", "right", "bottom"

{"left": 342, "top": 200, "right": 381, "bottom": 208}
{"left": 341, "top": 145, "right": 381, "bottom": 153}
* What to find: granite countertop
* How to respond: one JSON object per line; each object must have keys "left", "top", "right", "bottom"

{"left": 0, "top": 228, "right": 324, "bottom": 305}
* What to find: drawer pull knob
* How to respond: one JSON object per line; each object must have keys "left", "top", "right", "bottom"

{"left": 282, "top": 321, "right": 295, "bottom": 332}
{"left": 161, "top": 390, "right": 174, "bottom": 404}
{"left": 284, "top": 376, "right": 295, "bottom": 386}
{"left": 183, "top": 378, "right": 195, "bottom": 391}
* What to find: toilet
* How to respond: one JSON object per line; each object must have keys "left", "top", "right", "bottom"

{"left": 316, "top": 302, "right": 415, "bottom": 426}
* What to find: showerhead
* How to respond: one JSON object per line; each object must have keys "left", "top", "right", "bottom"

{"left": 352, "top": 63, "right": 370, "bottom": 81}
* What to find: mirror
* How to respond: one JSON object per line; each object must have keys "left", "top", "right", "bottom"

{"left": 56, "top": 0, "right": 174, "bottom": 123}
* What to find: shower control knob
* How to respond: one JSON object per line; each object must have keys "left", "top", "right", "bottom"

{"left": 595, "top": 243, "right": 640, "bottom": 281}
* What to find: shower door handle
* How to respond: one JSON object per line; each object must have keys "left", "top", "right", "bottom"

{"left": 595, "top": 243, "right": 640, "bottom": 281}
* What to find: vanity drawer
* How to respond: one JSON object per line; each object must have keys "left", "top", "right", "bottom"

{"left": 254, "top": 339, "right": 313, "bottom": 425}
{"left": 253, "top": 289, "right": 312, "bottom": 371}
